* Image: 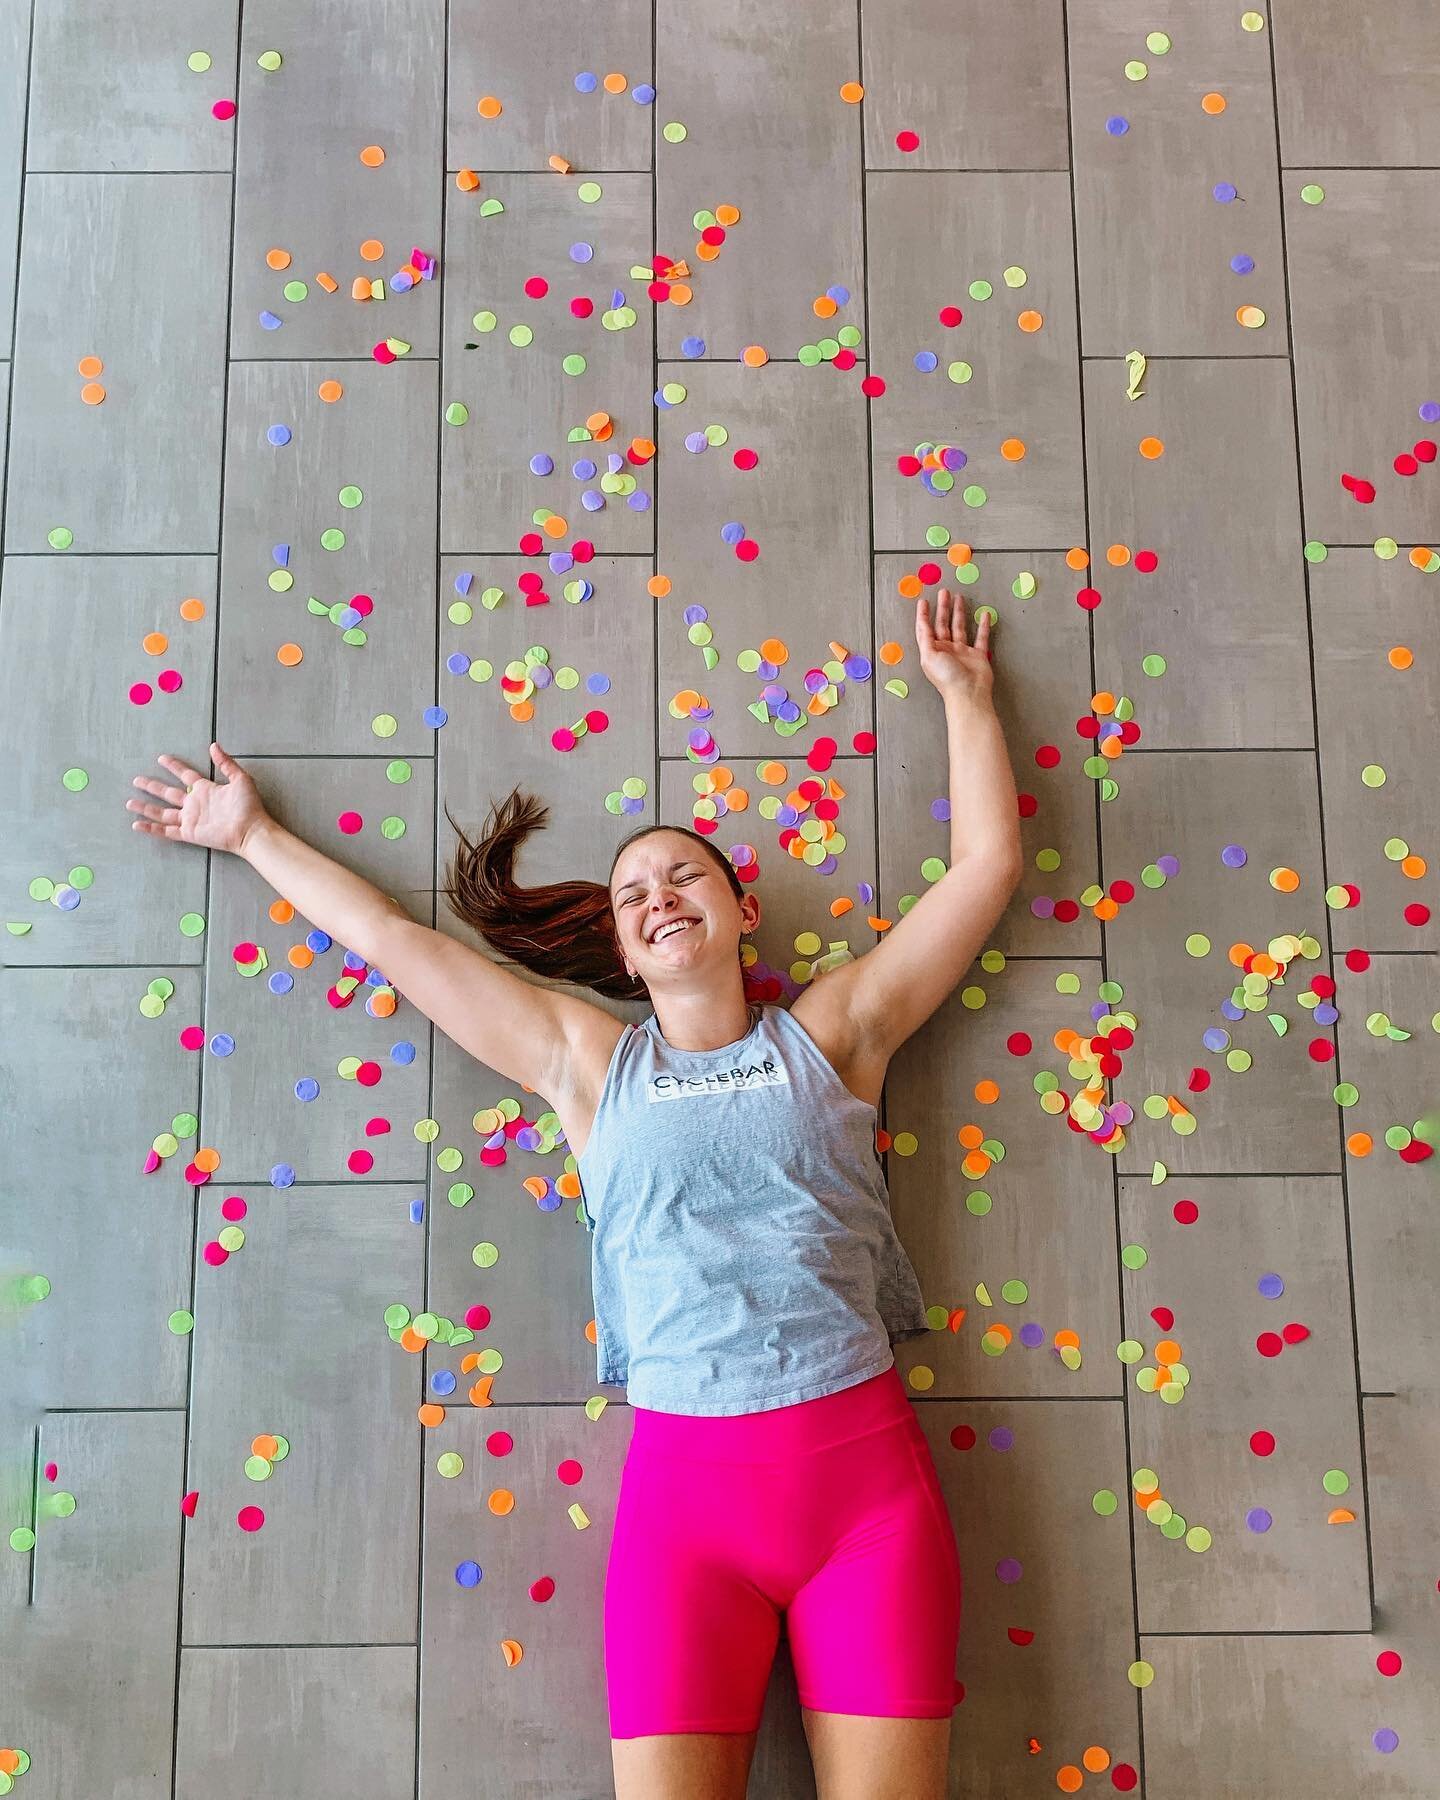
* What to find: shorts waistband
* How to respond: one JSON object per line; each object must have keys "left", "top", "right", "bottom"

{"left": 628, "top": 1362, "right": 915, "bottom": 1461}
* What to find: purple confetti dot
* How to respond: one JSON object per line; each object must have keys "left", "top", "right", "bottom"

{"left": 268, "top": 971, "right": 293, "bottom": 995}
{"left": 1106, "top": 116, "right": 1130, "bottom": 136}
{"left": 270, "top": 1164, "right": 296, "bottom": 1188}
{"left": 1222, "top": 843, "right": 1248, "bottom": 868}
{"left": 423, "top": 705, "right": 448, "bottom": 729}
{"left": 857, "top": 882, "right": 875, "bottom": 907}
{"left": 1030, "top": 895, "right": 1056, "bottom": 919}
{"left": 295, "top": 1078, "right": 320, "bottom": 1101}
{"left": 455, "top": 1559, "right": 482, "bottom": 1586}
{"left": 1313, "top": 1002, "right": 1338, "bottom": 1026}
{"left": 569, "top": 242, "right": 594, "bottom": 263}
{"left": 845, "top": 654, "right": 872, "bottom": 681}
{"left": 1373, "top": 1729, "right": 1399, "bottom": 1754}
{"left": 996, "top": 1557, "right": 1023, "bottom": 1584}
{"left": 574, "top": 71, "right": 597, "bottom": 93}
{"left": 681, "top": 335, "right": 706, "bottom": 358}
{"left": 391, "top": 1041, "right": 417, "bottom": 1064}
{"left": 431, "top": 1368, "right": 457, "bottom": 1396}
{"left": 930, "top": 798, "right": 952, "bottom": 822}
{"left": 273, "top": 544, "right": 290, "bottom": 567}
{"left": 628, "top": 490, "right": 651, "bottom": 512}
{"left": 446, "top": 652, "right": 470, "bottom": 675}
{"left": 259, "top": 311, "right": 283, "bottom": 330}
{"left": 586, "top": 673, "right": 611, "bottom": 694}
{"left": 549, "top": 552, "right": 575, "bottom": 576}
{"left": 1202, "top": 1027, "right": 1230, "bottom": 1052}
{"left": 390, "top": 271, "right": 413, "bottom": 293}
{"left": 683, "top": 431, "right": 708, "bottom": 453}
{"left": 941, "top": 446, "right": 968, "bottom": 471}
{"left": 633, "top": 84, "right": 655, "bottom": 105}
{"left": 1019, "top": 1322, "right": 1045, "bottom": 1348}
{"left": 1156, "top": 854, "right": 1181, "bottom": 877}
{"left": 572, "top": 458, "right": 597, "bottom": 480}
{"left": 1214, "top": 182, "right": 1238, "bottom": 203}
{"left": 682, "top": 604, "right": 708, "bottom": 626}
{"left": 266, "top": 424, "right": 292, "bottom": 446}
{"left": 988, "top": 1427, "right": 1014, "bottom": 1452}
{"left": 1246, "top": 1508, "right": 1273, "bottom": 1533}
{"left": 1231, "top": 253, "right": 1255, "bottom": 275}
{"left": 454, "top": 571, "right": 473, "bottom": 595}
{"left": 530, "top": 453, "right": 554, "bottom": 475}
{"left": 581, "top": 490, "right": 604, "bottom": 511}
{"left": 1221, "top": 998, "right": 1245, "bottom": 1022}
{"left": 720, "top": 521, "right": 745, "bottom": 544}
{"left": 1257, "top": 1273, "right": 1285, "bottom": 1299}
{"left": 1419, "top": 402, "right": 1440, "bottom": 424}
{"left": 914, "top": 350, "right": 939, "bottom": 372}
{"left": 827, "top": 284, "right": 851, "bottom": 306}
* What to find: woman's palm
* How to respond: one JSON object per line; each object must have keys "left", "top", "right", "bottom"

{"left": 127, "top": 742, "right": 268, "bottom": 856}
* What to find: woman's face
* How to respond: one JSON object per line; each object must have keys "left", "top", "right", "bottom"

{"left": 609, "top": 831, "right": 760, "bottom": 985}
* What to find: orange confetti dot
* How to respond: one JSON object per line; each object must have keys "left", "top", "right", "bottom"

{"left": 80, "top": 382, "right": 106, "bottom": 405}
{"left": 947, "top": 542, "right": 974, "bottom": 566}
{"left": 277, "top": 642, "right": 303, "bottom": 666}
{"left": 957, "top": 1123, "right": 984, "bottom": 1150}
{"left": 1017, "top": 310, "right": 1043, "bottom": 332}
{"left": 715, "top": 204, "right": 741, "bottom": 227}
{"left": 541, "top": 514, "right": 568, "bottom": 538}
{"left": 315, "top": 271, "right": 338, "bottom": 293}
{"left": 488, "top": 1488, "right": 515, "bottom": 1516}
{"left": 142, "top": 631, "right": 168, "bottom": 656}
{"left": 1066, "top": 546, "right": 1090, "bottom": 570}
{"left": 1053, "top": 1329, "right": 1081, "bottom": 1351}
{"left": 1237, "top": 304, "right": 1265, "bottom": 328}
{"left": 1093, "top": 691, "right": 1116, "bottom": 715}
{"left": 287, "top": 944, "right": 314, "bottom": 969}
{"left": 1058, "top": 1768, "right": 1084, "bottom": 1794}
{"left": 1271, "top": 866, "right": 1300, "bottom": 892}
{"left": 1387, "top": 645, "right": 1413, "bottom": 669}
{"left": 351, "top": 276, "right": 373, "bottom": 301}
{"left": 265, "top": 247, "right": 291, "bottom": 270}
{"left": 897, "top": 573, "right": 922, "bottom": 599}
{"left": 477, "top": 95, "right": 502, "bottom": 119}
{"left": 813, "top": 294, "right": 838, "bottom": 318}
{"left": 251, "top": 1434, "right": 279, "bottom": 1460}
{"left": 840, "top": 80, "right": 864, "bottom": 103}
{"left": 759, "top": 637, "right": 789, "bottom": 664}
{"left": 1407, "top": 547, "right": 1431, "bottom": 569}
{"left": 456, "top": 167, "right": 480, "bottom": 191}
{"left": 77, "top": 354, "right": 103, "bottom": 377}
{"left": 603, "top": 71, "right": 628, "bottom": 93}
{"left": 194, "top": 1146, "right": 220, "bottom": 1173}
{"left": 317, "top": 378, "right": 344, "bottom": 402}
{"left": 1106, "top": 543, "right": 1131, "bottom": 566}
{"left": 1346, "top": 1132, "right": 1373, "bottom": 1157}
{"left": 648, "top": 574, "right": 671, "bottom": 598}
{"left": 1139, "top": 436, "right": 1165, "bottom": 459}
{"left": 548, "top": 154, "right": 572, "bottom": 174}
{"left": 1201, "top": 91, "right": 1227, "bottom": 114}
{"left": 1401, "top": 854, "right": 1427, "bottom": 879}
{"left": 179, "top": 596, "right": 206, "bottom": 621}
{"left": 0, "top": 1752, "right": 19, "bottom": 1777}
{"left": 975, "top": 1079, "right": 1000, "bottom": 1104}
{"left": 741, "top": 344, "right": 769, "bottom": 367}
{"left": 878, "top": 641, "right": 904, "bottom": 665}
{"left": 1000, "top": 437, "right": 1026, "bottom": 460}
{"left": 668, "top": 283, "right": 693, "bottom": 305}
{"left": 359, "top": 238, "right": 384, "bottom": 261}
{"left": 694, "top": 239, "right": 720, "bottom": 263}
{"left": 1083, "top": 1746, "right": 1111, "bottom": 1773}
{"left": 418, "top": 1403, "right": 446, "bottom": 1428}
{"left": 359, "top": 144, "right": 385, "bottom": 166}
{"left": 268, "top": 898, "right": 295, "bottom": 923}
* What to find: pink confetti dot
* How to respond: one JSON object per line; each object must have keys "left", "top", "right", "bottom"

{"left": 202, "top": 1241, "right": 228, "bottom": 1266}
{"left": 363, "top": 1117, "right": 391, "bottom": 1137}
{"left": 181, "top": 1491, "right": 199, "bottom": 1517}
{"left": 1250, "top": 1430, "right": 1275, "bottom": 1456}
{"left": 233, "top": 940, "right": 258, "bottom": 962}
{"left": 237, "top": 1505, "right": 264, "bottom": 1531}
{"left": 556, "top": 1460, "right": 584, "bottom": 1486}
{"left": 158, "top": 669, "right": 183, "bottom": 692}
{"left": 373, "top": 341, "right": 397, "bottom": 364}
{"left": 129, "top": 683, "right": 153, "bottom": 705}
{"left": 221, "top": 1196, "right": 247, "bottom": 1222}
{"left": 465, "top": 1304, "right": 491, "bottom": 1330}
{"left": 212, "top": 99, "right": 237, "bottom": 120}
{"left": 895, "top": 129, "right": 920, "bottom": 152}
{"left": 551, "top": 727, "right": 577, "bottom": 752}
{"left": 733, "top": 447, "right": 758, "bottom": 470}
{"left": 44, "top": 1462, "right": 58, "bottom": 1482}
{"left": 356, "top": 1061, "right": 382, "bottom": 1087}
{"left": 523, "top": 275, "right": 548, "bottom": 298}
{"left": 180, "top": 1024, "right": 206, "bottom": 1051}
{"left": 347, "top": 1149, "right": 375, "bottom": 1174}
{"left": 1377, "top": 1650, "right": 1403, "bottom": 1677}
{"left": 337, "top": 811, "right": 363, "bottom": 834}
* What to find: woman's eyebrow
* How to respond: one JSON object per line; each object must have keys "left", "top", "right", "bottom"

{"left": 614, "top": 861, "right": 695, "bottom": 897}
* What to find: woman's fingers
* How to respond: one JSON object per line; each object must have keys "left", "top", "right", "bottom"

{"left": 132, "top": 774, "right": 187, "bottom": 806}
{"left": 974, "top": 609, "right": 992, "bottom": 656}
{"left": 157, "top": 752, "right": 206, "bottom": 788}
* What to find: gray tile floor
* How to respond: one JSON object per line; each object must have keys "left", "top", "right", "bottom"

{"left": 2, "top": 2, "right": 1437, "bottom": 1795}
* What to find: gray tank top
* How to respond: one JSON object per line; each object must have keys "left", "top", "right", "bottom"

{"left": 577, "top": 1001, "right": 930, "bottom": 1415}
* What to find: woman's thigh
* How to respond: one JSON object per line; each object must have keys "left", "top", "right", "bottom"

{"left": 611, "top": 1728, "right": 761, "bottom": 1800}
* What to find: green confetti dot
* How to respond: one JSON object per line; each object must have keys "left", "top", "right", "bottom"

{"left": 1117, "top": 1339, "right": 1144, "bottom": 1363}
{"left": 1093, "top": 1488, "right": 1119, "bottom": 1515}
{"left": 61, "top": 767, "right": 89, "bottom": 792}
{"left": 1303, "top": 540, "right": 1328, "bottom": 563}
{"left": 283, "top": 280, "right": 307, "bottom": 302}
{"left": 947, "top": 360, "right": 973, "bottom": 384}
{"left": 18, "top": 1273, "right": 51, "bottom": 1303}
{"left": 179, "top": 912, "right": 206, "bottom": 937}
{"left": 1125, "top": 59, "right": 1148, "bottom": 80}
{"left": 1121, "top": 1243, "right": 1148, "bottom": 1270}
{"left": 1003, "top": 265, "right": 1027, "bottom": 287}
{"left": 472, "top": 1241, "right": 498, "bottom": 1268}
{"left": 1012, "top": 571, "right": 1036, "bottom": 599}
{"left": 320, "top": 527, "right": 345, "bottom": 551}
{"left": 383, "top": 1303, "right": 411, "bottom": 1330}
{"left": 961, "top": 484, "right": 987, "bottom": 507}
{"left": 9, "top": 1527, "right": 36, "bottom": 1553}
{"left": 188, "top": 50, "right": 212, "bottom": 71}
{"left": 268, "top": 569, "right": 293, "bottom": 591}
{"left": 965, "top": 1190, "right": 992, "bottom": 1216}
{"left": 48, "top": 526, "right": 74, "bottom": 549}
{"left": 69, "top": 865, "right": 95, "bottom": 889}
{"left": 29, "top": 877, "right": 55, "bottom": 901}
{"left": 1184, "top": 1525, "right": 1211, "bottom": 1552}
{"left": 1128, "top": 1662, "right": 1156, "bottom": 1691}
{"left": 1322, "top": 1468, "right": 1350, "bottom": 1496}
{"left": 1142, "top": 653, "right": 1167, "bottom": 677}
{"left": 562, "top": 353, "right": 587, "bottom": 376}
{"left": 271, "top": 1435, "right": 289, "bottom": 1461}
{"left": 257, "top": 49, "right": 282, "bottom": 69}
{"left": 1374, "top": 537, "right": 1398, "bottom": 561}
{"left": 1185, "top": 933, "right": 1211, "bottom": 957}
{"left": 920, "top": 856, "right": 947, "bottom": 882}
{"left": 1300, "top": 183, "right": 1325, "bottom": 204}
{"left": 168, "top": 1309, "right": 194, "bottom": 1335}
{"left": 1361, "top": 764, "right": 1386, "bottom": 787}
{"left": 999, "top": 1279, "right": 1028, "bottom": 1304}
{"left": 380, "top": 816, "right": 406, "bottom": 840}
{"left": 436, "top": 1452, "right": 464, "bottom": 1478}
{"left": 662, "top": 121, "right": 687, "bottom": 143}
{"left": 244, "top": 1455, "right": 273, "bottom": 1481}
{"left": 1034, "top": 847, "right": 1061, "bottom": 873}
{"left": 472, "top": 309, "right": 497, "bottom": 333}
{"left": 1333, "top": 1082, "right": 1359, "bottom": 1107}
{"left": 509, "top": 324, "right": 533, "bottom": 347}
{"left": 1242, "top": 11, "right": 1266, "bottom": 29}
{"left": 1055, "top": 971, "right": 1081, "bottom": 995}
{"left": 577, "top": 180, "right": 602, "bottom": 202}
{"left": 385, "top": 761, "right": 412, "bottom": 785}
{"left": 1146, "top": 30, "right": 1171, "bottom": 52}
{"left": 968, "top": 278, "right": 993, "bottom": 300}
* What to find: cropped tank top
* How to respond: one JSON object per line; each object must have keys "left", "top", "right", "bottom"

{"left": 576, "top": 1001, "right": 930, "bottom": 1416}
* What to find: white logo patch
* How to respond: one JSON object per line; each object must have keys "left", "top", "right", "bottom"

{"left": 646, "top": 1055, "right": 791, "bottom": 1102}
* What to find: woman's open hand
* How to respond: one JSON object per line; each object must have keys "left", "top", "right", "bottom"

{"left": 915, "top": 587, "right": 994, "bottom": 704}
{"left": 126, "top": 742, "right": 269, "bottom": 858}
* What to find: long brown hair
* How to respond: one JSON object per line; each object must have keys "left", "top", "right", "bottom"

{"left": 442, "top": 786, "right": 745, "bottom": 1000}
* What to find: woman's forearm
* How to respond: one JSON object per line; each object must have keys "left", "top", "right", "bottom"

{"left": 945, "top": 691, "right": 1022, "bottom": 873}
{"left": 241, "top": 815, "right": 409, "bottom": 965}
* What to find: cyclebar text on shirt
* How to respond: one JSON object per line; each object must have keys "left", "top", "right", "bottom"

{"left": 645, "top": 1056, "right": 792, "bottom": 1102}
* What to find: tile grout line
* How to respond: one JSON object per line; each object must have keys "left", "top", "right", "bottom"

{"left": 649, "top": 0, "right": 659, "bottom": 895}
{"left": 0, "top": 0, "right": 36, "bottom": 569}
{"left": 1265, "top": 11, "right": 1380, "bottom": 1630}
{"left": 1061, "top": 2, "right": 1147, "bottom": 1786}
{"left": 169, "top": 1, "right": 246, "bottom": 1787}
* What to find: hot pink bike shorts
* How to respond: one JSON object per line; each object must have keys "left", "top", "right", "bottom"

{"left": 603, "top": 1360, "right": 962, "bottom": 1739}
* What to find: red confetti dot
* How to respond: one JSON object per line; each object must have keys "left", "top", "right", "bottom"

{"left": 1344, "top": 948, "right": 1370, "bottom": 972}
{"left": 951, "top": 1424, "right": 976, "bottom": 1450}
{"left": 181, "top": 1491, "right": 199, "bottom": 1517}
{"left": 1414, "top": 439, "right": 1437, "bottom": 462}
{"left": 237, "top": 1505, "right": 264, "bottom": 1532}
{"left": 523, "top": 276, "right": 548, "bottom": 299}
{"left": 570, "top": 296, "right": 593, "bottom": 318}
{"left": 895, "top": 129, "right": 920, "bottom": 152}
{"left": 1017, "top": 793, "right": 1037, "bottom": 818}
{"left": 861, "top": 374, "right": 886, "bottom": 397}
{"left": 519, "top": 532, "right": 543, "bottom": 555}
{"left": 1311, "top": 974, "right": 1336, "bottom": 998}
{"left": 1035, "top": 745, "right": 1061, "bottom": 768}
{"left": 529, "top": 1574, "right": 556, "bottom": 1601}
{"left": 897, "top": 453, "right": 921, "bottom": 477}
{"left": 1354, "top": 481, "right": 1376, "bottom": 503}
{"left": 851, "top": 730, "right": 876, "bottom": 754}
{"left": 1404, "top": 902, "right": 1431, "bottom": 927}
{"left": 337, "top": 812, "right": 363, "bottom": 835}
{"left": 1007, "top": 1627, "right": 1035, "bottom": 1646}
{"left": 212, "top": 99, "right": 236, "bottom": 120}
{"left": 555, "top": 1459, "right": 583, "bottom": 1486}
{"left": 1076, "top": 586, "right": 1102, "bottom": 610}
{"left": 917, "top": 562, "right": 943, "bottom": 584}
{"left": 1112, "top": 1767, "right": 1139, "bottom": 1793}
{"left": 1187, "top": 1067, "right": 1211, "bottom": 1092}
{"left": 347, "top": 1148, "right": 375, "bottom": 1174}
{"left": 486, "top": 1429, "right": 514, "bottom": 1456}
{"left": 1250, "top": 1430, "right": 1276, "bottom": 1457}
{"left": 1173, "top": 1199, "right": 1199, "bottom": 1224}
{"left": 1053, "top": 899, "right": 1080, "bottom": 923}
{"left": 1307, "top": 1038, "right": 1335, "bottom": 1062}
{"left": 572, "top": 540, "right": 595, "bottom": 561}
{"left": 1257, "top": 1331, "right": 1284, "bottom": 1358}
{"left": 700, "top": 224, "right": 726, "bottom": 246}
{"left": 1006, "top": 1032, "right": 1032, "bottom": 1056}
{"left": 735, "top": 538, "right": 759, "bottom": 561}
{"left": 1110, "top": 878, "right": 1136, "bottom": 904}
{"left": 1076, "top": 716, "right": 1100, "bottom": 739}
{"left": 584, "top": 709, "right": 609, "bottom": 733}
{"left": 1394, "top": 453, "right": 1419, "bottom": 476}
{"left": 938, "top": 305, "right": 963, "bottom": 327}
{"left": 647, "top": 280, "right": 671, "bottom": 302}
{"left": 1399, "top": 1139, "right": 1434, "bottom": 1163}
{"left": 465, "top": 1304, "right": 491, "bottom": 1330}
{"left": 1150, "top": 1307, "right": 1174, "bottom": 1330}
{"left": 1133, "top": 549, "right": 1159, "bottom": 572}
{"left": 356, "top": 1061, "right": 382, "bottom": 1086}
{"left": 1377, "top": 1650, "right": 1402, "bottom": 1677}
{"left": 733, "top": 447, "right": 758, "bottom": 470}
{"left": 833, "top": 347, "right": 858, "bottom": 370}
{"left": 1281, "top": 1321, "right": 1310, "bottom": 1344}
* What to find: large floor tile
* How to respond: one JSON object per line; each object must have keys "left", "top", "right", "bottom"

{"left": 0, "top": 967, "right": 197, "bottom": 1408}
{"left": 0, "top": 1, "right": 29, "bottom": 357}
{"left": 1274, "top": 0, "right": 1440, "bottom": 168}
{"left": 1310, "top": 563, "right": 1438, "bottom": 956}
{"left": 861, "top": 0, "right": 1068, "bottom": 172}
{"left": 217, "top": 359, "right": 438, "bottom": 756}
{"left": 447, "top": 0, "right": 654, "bottom": 174}
{"left": 1101, "top": 751, "right": 1337, "bottom": 1177}
{"left": 5, "top": 173, "right": 229, "bottom": 552}
{"left": 1084, "top": 358, "right": 1313, "bottom": 748}
{"left": 27, "top": 0, "right": 238, "bottom": 173}
{"left": 440, "top": 173, "right": 655, "bottom": 554}
{"left": 656, "top": 362, "right": 872, "bottom": 758}
{"left": 176, "top": 1647, "right": 416, "bottom": 1799}
{"left": 885, "top": 962, "right": 1119, "bottom": 1398}
{"left": 0, "top": 556, "right": 215, "bottom": 962}
{"left": 654, "top": 0, "right": 862, "bottom": 362}
{"left": 181, "top": 1185, "right": 423, "bottom": 1644}
{"left": 198, "top": 757, "right": 436, "bottom": 1184}
{"left": 1335, "top": 955, "right": 1439, "bottom": 1398}
{"left": 1119, "top": 1175, "right": 1369, "bottom": 1632}
{"left": 873, "top": 552, "right": 1102, "bottom": 958}
{"left": 0, "top": 1412, "right": 184, "bottom": 1797}
{"left": 1070, "top": 0, "right": 1286, "bottom": 356}
{"left": 867, "top": 172, "right": 1084, "bottom": 549}
{"left": 1286, "top": 169, "right": 1440, "bottom": 546}
{"left": 229, "top": 0, "right": 443, "bottom": 359}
